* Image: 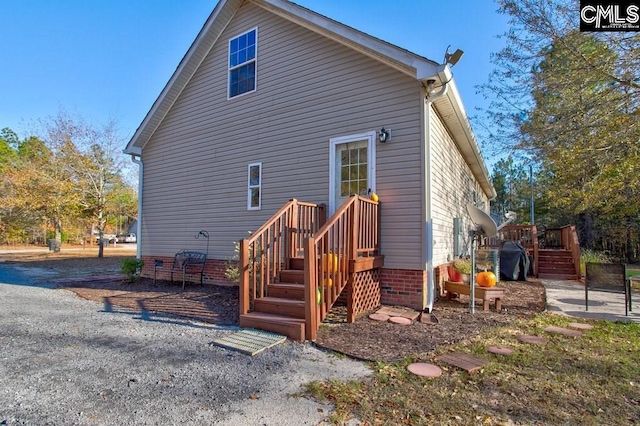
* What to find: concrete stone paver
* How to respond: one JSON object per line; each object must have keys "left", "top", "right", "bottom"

{"left": 541, "top": 279, "right": 638, "bottom": 323}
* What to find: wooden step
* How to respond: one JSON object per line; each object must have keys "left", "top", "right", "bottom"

{"left": 289, "top": 257, "right": 305, "bottom": 270}
{"left": 239, "top": 312, "right": 305, "bottom": 341}
{"left": 253, "top": 297, "right": 305, "bottom": 318}
{"left": 268, "top": 282, "right": 305, "bottom": 300}
{"left": 538, "top": 264, "right": 576, "bottom": 273}
{"left": 538, "top": 257, "right": 574, "bottom": 263}
{"left": 279, "top": 269, "right": 305, "bottom": 284}
{"left": 538, "top": 273, "right": 579, "bottom": 280}
{"left": 538, "top": 251, "right": 573, "bottom": 259}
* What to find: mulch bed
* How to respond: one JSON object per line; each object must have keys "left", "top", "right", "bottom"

{"left": 57, "top": 276, "right": 545, "bottom": 363}
{"left": 58, "top": 278, "right": 240, "bottom": 326}
{"left": 316, "top": 280, "right": 546, "bottom": 362}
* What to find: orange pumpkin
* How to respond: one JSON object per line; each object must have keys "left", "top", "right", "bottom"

{"left": 476, "top": 271, "right": 497, "bottom": 288}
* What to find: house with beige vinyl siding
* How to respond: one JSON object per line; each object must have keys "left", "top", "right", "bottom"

{"left": 124, "top": 0, "right": 495, "bottom": 340}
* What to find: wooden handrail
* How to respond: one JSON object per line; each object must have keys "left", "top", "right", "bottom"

{"left": 304, "top": 195, "right": 379, "bottom": 340}
{"left": 239, "top": 199, "right": 326, "bottom": 315}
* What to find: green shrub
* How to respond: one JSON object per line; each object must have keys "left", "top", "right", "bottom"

{"left": 121, "top": 258, "right": 144, "bottom": 283}
{"left": 579, "top": 249, "right": 612, "bottom": 276}
{"left": 225, "top": 236, "right": 261, "bottom": 284}
{"left": 225, "top": 241, "right": 241, "bottom": 284}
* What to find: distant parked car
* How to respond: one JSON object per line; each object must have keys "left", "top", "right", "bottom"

{"left": 95, "top": 234, "right": 118, "bottom": 244}
{"left": 124, "top": 233, "right": 137, "bottom": 243}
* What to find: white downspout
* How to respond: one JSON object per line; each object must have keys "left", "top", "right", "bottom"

{"left": 131, "top": 155, "right": 143, "bottom": 260}
{"left": 424, "top": 78, "right": 449, "bottom": 313}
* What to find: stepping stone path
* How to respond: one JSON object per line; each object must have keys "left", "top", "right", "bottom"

{"left": 368, "top": 313, "right": 390, "bottom": 322}
{"left": 568, "top": 322, "right": 594, "bottom": 330}
{"left": 375, "top": 306, "right": 420, "bottom": 321}
{"left": 544, "top": 325, "right": 582, "bottom": 338}
{"left": 388, "top": 316, "right": 412, "bottom": 325}
{"left": 369, "top": 306, "right": 419, "bottom": 325}
{"left": 437, "top": 352, "right": 487, "bottom": 373}
{"left": 407, "top": 363, "right": 442, "bottom": 378}
{"left": 517, "top": 334, "right": 548, "bottom": 344}
{"left": 487, "top": 346, "right": 515, "bottom": 355}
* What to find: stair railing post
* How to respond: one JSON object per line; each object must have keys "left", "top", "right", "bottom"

{"left": 350, "top": 196, "right": 359, "bottom": 261}
{"left": 239, "top": 239, "right": 250, "bottom": 315}
{"left": 289, "top": 199, "right": 299, "bottom": 261}
{"left": 317, "top": 203, "right": 327, "bottom": 229}
{"left": 304, "top": 237, "right": 318, "bottom": 341}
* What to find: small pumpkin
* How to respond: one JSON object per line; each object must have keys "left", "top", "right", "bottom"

{"left": 370, "top": 192, "right": 379, "bottom": 202}
{"left": 325, "top": 277, "right": 333, "bottom": 288}
{"left": 476, "top": 271, "right": 497, "bottom": 288}
{"left": 316, "top": 288, "right": 322, "bottom": 305}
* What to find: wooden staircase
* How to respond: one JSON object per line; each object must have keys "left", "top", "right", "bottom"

{"left": 537, "top": 249, "right": 579, "bottom": 280}
{"left": 239, "top": 258, "right": 307, "bottom": 340}
{"left": 485, "top": 224, "right": 581, "bottom": 281}
{"left": 238, "top": 196, "right": 383, "bottom": 342}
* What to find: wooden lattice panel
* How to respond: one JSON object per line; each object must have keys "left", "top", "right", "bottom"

{"left": 348, "top": 269, "right": 381, "bottom": 322}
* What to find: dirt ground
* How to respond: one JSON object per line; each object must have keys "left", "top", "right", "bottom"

{"left": 1, "top": 248, "right": 546, "bottom": 362}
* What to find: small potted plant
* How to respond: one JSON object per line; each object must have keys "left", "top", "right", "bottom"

{"left": 448, "top": 258, "right": 471, "bottom": 283}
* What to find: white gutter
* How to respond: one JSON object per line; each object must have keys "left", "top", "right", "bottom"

{"left": 130, "top": 155, "right": 143, "bottom": 260}
{"left": 424, "top": 65, "right": 451, "bottom": 313}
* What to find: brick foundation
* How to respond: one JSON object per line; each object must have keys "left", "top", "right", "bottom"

{"left": 140, "top": 255, "right": 236, "bottom": 286}
{"left": 380, "top": 268, "right": 427, "bottom": 310}
{"left": 140, "top": 256, "right": 438, "bottom": 311}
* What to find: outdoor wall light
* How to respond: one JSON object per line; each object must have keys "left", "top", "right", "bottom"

{"left": 379, "top": 127, "right": 390, "bottom": 143}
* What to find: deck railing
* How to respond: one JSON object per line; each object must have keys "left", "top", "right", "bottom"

{"left": 304, "top": 195, "right": 380, "bottom": 341}
{"left": 239, "top": 199, "right": 326, "bottom": 315}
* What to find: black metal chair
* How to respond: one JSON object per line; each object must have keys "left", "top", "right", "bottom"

{"left": 585, "top": 262, "right": 632, "bottom": 316}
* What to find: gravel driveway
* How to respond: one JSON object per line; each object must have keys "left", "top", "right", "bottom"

{"left": 0, "top": 264, "right": 371, "bottom": 425}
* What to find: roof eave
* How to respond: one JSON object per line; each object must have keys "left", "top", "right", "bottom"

{"left": 124, "top": 0, "right": 242, "bottom": 155}
{"left": 421, "top": 66, "right": 496, "bottom": 199}
{"left": 256, "top": 0, "right": 441, "bottom": 80}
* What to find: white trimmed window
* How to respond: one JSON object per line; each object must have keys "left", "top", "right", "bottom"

{"left": 228, "top": 28, "right": 257, "bottom": 99}
{"left": 247, "top": 162, "right": 262, "bottom": 210}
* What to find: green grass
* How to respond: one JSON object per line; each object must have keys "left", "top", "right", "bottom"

{"left": 306, "top": 314, "right": 640, "bottom": 425}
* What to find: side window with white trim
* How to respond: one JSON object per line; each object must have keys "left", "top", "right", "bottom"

{"left": 247, "top": 162, "right": 262, "bottom": 210}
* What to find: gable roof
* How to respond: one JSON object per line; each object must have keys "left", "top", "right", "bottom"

{"left": 124, "top": 0, "right": 495, "bottom": 198}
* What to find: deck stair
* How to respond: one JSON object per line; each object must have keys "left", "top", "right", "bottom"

{"left": 537, "top": 249, "right": 579, "bottom": 280}
{"left": 238, "top": 196, "right": 383, "bottom": 342}
{"left": 484, "top": 224, "right": 581, "bottom": 281}
{"left": 239, "top": 259, "right": 307, "bottom": 340}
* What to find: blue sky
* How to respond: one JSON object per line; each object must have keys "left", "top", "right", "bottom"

{"left": 1, "top": 1, "right": 509, "bottom": 153}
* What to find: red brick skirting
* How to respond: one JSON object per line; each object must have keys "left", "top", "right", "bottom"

{"left": 380, "top": 268, "right": 427, "bottom": 310}
{"left": 140, "top": 255, "right": 235, "bottom": 286}
{"left": 140, "top": 256, "right": 431, "bottom": 311}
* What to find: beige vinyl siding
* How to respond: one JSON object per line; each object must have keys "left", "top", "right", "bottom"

{"left": 140, "top": 1, "right": 424, "bottom": 269}
{"left": 430, "top": 107, "right": 492, "bottom": 267}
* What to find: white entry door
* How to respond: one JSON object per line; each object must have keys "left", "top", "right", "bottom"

{"left": 329, "top": 131, "right": 376, "bottom": 214}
